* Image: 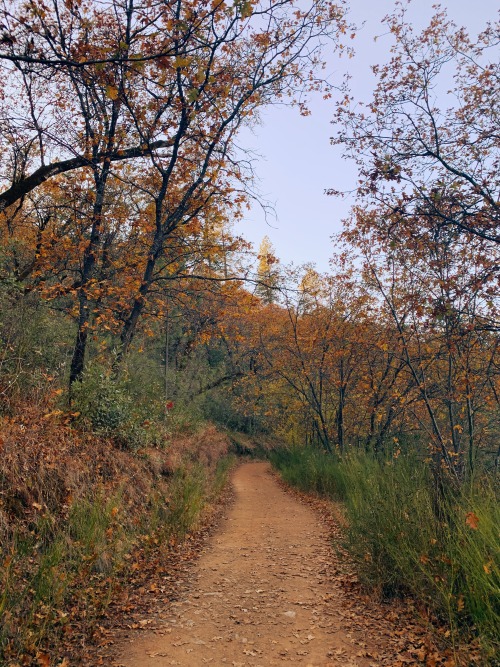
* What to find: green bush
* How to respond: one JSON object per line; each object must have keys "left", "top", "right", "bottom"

{"left": 0, "top": 453, "right": 235, "bottom": 662}
{"left": 166, "top": 466, "right": 207, "bottom": 538}
{"left": 71, "top": 365, "right": 131, "bottom": 432}
{"left": 0, "top": 286, "right": 73, "bottom": 409}
{"left": 269, "top": 446, "right": 347, "bottom": 500}
{"left": 70, "top": 364, "right": 165, "bottom": 449}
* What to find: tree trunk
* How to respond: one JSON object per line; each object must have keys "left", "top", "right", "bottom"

{"left": 69, "top": 171, "right": 109, "bottom": 386}
{"left": 115, "top": 229, "right": 165, "bottom": 367}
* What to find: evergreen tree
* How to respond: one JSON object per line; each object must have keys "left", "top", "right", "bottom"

{"left": 256, "top": 236, "right": 279, "bottom": 304}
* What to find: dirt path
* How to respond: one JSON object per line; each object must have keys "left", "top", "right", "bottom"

{"left": 114, "top": 462, "right": 423, "bottom": 667}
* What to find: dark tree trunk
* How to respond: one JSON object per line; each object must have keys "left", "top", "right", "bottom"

{"left": 69, "top": 169, "right": 110, "bottom": 386}
{"left": 115, "top": 229, "right": 165, "bottom": 368}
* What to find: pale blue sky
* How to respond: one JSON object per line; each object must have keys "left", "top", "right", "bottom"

{"left": 237, "top": 1, "right": 499, "bottom": 272}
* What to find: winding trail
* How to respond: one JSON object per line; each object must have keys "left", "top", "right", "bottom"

{"left": 115, "top": 462, "right": 419, "bottom": 666}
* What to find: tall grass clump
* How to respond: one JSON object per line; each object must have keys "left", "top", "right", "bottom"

{"left": 269, "top": 446, "right": 348, "bottom": 500}
{"left": 1, "top": 490, "right": 130, "bottom": 659}
{"left": 270, "top": 445, "right": 499, "bottom": 658}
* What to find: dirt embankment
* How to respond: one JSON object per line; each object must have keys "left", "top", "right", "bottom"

{"left": 0, "top": 409, "right": 232, "bottom": 666}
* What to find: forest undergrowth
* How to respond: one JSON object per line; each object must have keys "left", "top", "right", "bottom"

{"left": 0, "top": 395, "right": 235, "bottom": 666}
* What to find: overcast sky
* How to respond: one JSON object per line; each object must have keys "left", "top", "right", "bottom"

{"left": 236, "top": 1, "right": 499, "bottom": 273}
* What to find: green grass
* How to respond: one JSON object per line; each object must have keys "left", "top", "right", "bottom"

{"left": 1, "top": 491, "right": 130, "bottom": 656}
{"left": 270, "top": 446, "right": 500, "bottom": 659}
{"left": 269, "top": 446, "right": 348, "bottom": 499}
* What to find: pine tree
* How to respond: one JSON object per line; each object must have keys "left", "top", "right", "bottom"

{"left": 256, "top": 236, "right": 279, "bottom": 304}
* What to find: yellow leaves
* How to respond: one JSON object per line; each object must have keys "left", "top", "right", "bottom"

{"left": 195, "top": 70, "right": 206, "bottom": 84}
{"left": 174, "top": 56, "right": 191, "bottom": 69}
{"left": 240, "top": 1, "right": 253, "bottom": 18}
{"left": 483, "top": 560, "right": 493, "bottom": 575}
{"left": 465, "top": 511, "right": 479, "bottom": 530}
{"left": 105, "top": 85, "right": 119, "bottom": 100}
{"left": 187, "top": 88, "right": 200, "bottom": 103}
{"left": 234, "top": 0, "right": 253, "bottom": 18}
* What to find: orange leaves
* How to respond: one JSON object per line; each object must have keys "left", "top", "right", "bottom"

{"left": 0, "top": 0, "right": 350, "bottom": 396}
{"left": 43, "top": 409, "right": 65, "bottom": 420}
{"left": 210, "top": 0, "right": 227, "bottom": 12}
{"left": 483, "top": 561, "right": 493, "bottom": 575}
{"left": 36, "top": 652, "right": 51, "bottom": 667}
{"left": 465, "top": 512, "right": 479, "bottom": 530}
{"left": 37, "top": 651, "right": 68, "bottom": 667}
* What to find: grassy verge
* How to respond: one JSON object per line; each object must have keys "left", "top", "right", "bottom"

{"left": 0, "top": 412, "right": 235, "bottom": 666}
{"left": 270, "top": 446, "right": 500, "bottom": 661}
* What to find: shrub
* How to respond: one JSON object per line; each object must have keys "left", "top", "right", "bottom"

{"left": 0, "top": 421, "right": 235, "bottom": 664}
{"left": 71, "top": 365, "right": 131, "bottom": 432}
{"left": 269, "top": 446, "right": 347, "bottom": 500}
{"left": 70, "top": 364, "right": 166, "bottom": 449}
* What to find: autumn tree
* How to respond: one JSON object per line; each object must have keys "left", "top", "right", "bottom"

{"left": 328, "top": 3, "right": 500, "bottom": 484}
{"left": 343, "top": 204, "right": 500, "bottom": 484}
{"left": 332, "top": 5, "right": 500, "bottom": 246}
{"left": 0, "top": 0, "right": 350, "bottom": 382}
{"left": 250, "top": 267, "right": 368, "bottom": 451}
{"left": 110, "top": 0, "right": 350, "bottom": 361}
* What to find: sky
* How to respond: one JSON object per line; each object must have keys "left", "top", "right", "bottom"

{"left": 235, "top": 0, "right": 499, "bottom": 273}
